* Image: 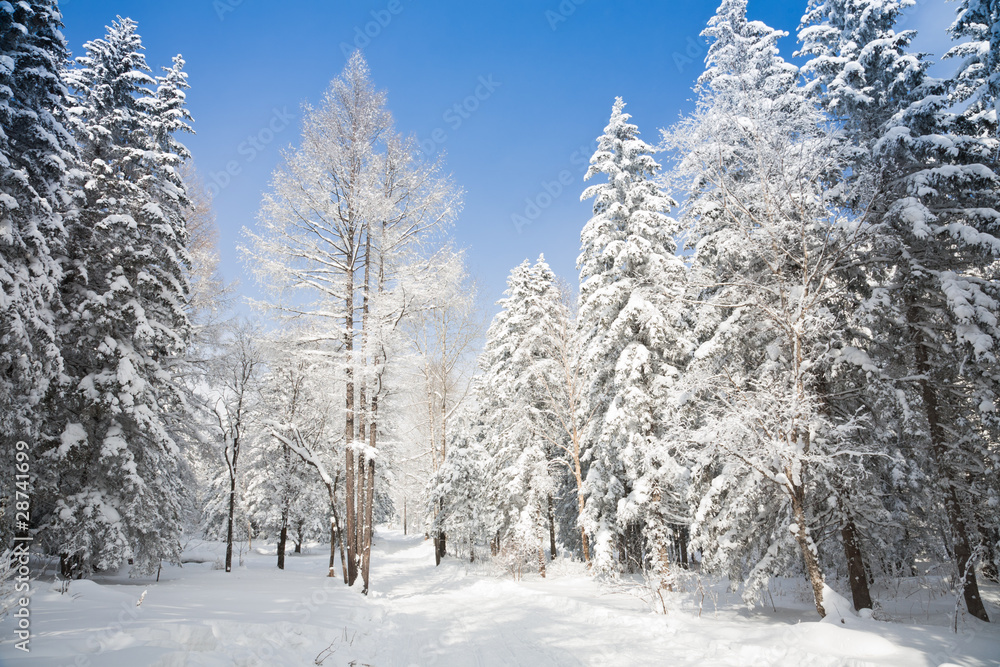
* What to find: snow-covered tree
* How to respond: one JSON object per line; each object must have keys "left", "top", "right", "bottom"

{"left": 576, "top": 99, "right": 689, "bottom": 585}
{"left": 397, "top": 248, "right": 483, "bottom": 558}
{"left": 663, "top": 0, "right": 883, "bottom": 618}
{"left": 258, "top": 338, "right": 348, "bottom": 579}
{"left": 517, "top": 272, "right": 592, "bottom": 562}
{"left": 427, "top": 408, "right": 490, "bottom": 562}
{"left": 0, "top": 0, "right": 76, "bottom": 541}
{"left": 474, "top": 258, "right": 564, "bottom": 576}
{"left": 206, "top": 322, "right": 262, "bottom": 573}
{"left": 243, "top": 51, "right": 460, "bottom": 592}
{"left": 799, "top": 0, "right": 999, "bottom": 622}
{"left": 38, "top": 18, "right": 193, "bottom": 577}
{"left": 946, "top": 0, "right": 999, "bottom": 140}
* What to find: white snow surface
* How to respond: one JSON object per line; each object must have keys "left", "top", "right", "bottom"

{"left": 2, "top": 529, "right": 998, "bottom": 666}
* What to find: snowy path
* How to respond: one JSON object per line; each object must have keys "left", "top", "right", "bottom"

{"left": 1, "top": 529, "right": 998, "bottom": 666}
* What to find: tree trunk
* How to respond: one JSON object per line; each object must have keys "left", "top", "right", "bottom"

{"left": 362, "top": 456, "right": 375, "bottom": 594}
{"left": 361, "top": 389, "right": 378, "bottom": 594}
{"left": 331, "top": 473, "right": 348, "bottom": 584}
{"left": 677, "top": 525, "right": 689, "bottom": 569}
{"left": 225, "top": 459, "right": 237, "bottom": 573}
{"left": 538, "top": 545, "right": 547, "bottom": 578}
{"left": 571, "top": 429, "right": 591, "bottom": 565}
{"left": 60, "top": 553, "right": 82, "bottom": 580}
{"left": 982, "top": 527, "right": 999, "bottom": 583}
{"left": 277, "top": 509, "right": 288, "bottom": 570}
{"left": 277, "top": 443, "right": 290, "bottom": 570}
{"left": 909, "top": 306, "right": 990, "bottom": 622}
{"left": 356, "top": 451, "right": 366, "bottom": 582}
{"left": 791, "top": 491, "right": 827, "bottom": 618}
{"left": 841, "top": 513, "right": 872, "bottom": 611}
{"left": 548, "top": 495, "right": 557, "bottom": 560}
{"left": 345, "top": 445, "right": 357, "bottom": 585}
{"left": 656, "top": 540, "right": 672, "bottom": 592}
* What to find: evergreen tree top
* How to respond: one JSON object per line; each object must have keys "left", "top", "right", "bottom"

{"left": 68, "top": 16, "right": 155, "bottom": 116}
{"left": 700, "top": 0, "right": 797, "bottom": 99}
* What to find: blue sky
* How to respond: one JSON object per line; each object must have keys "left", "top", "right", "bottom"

{"left": 59, "top": 0, "right": 956, "bottom": 309}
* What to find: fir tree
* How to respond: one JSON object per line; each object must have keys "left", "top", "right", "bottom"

{"left": 664, "top": 0, "right": 881, "bottom": 617}
{"left": 39, "top": 18, "right": 193, "bottom": 577}
{"left": 946, "top": 0, "right": 999, "bottom": 141}
{"left": 799, "top": 0, "right": 999, "bottom": 622}
{"left": 576, "top": 98, "right": 688, "bottom": 581}
{"left": 0, "top": 0, "right": 76, "bottom": 531}
{"left": 476, "top": 258, "right": 562, "bottom": 575}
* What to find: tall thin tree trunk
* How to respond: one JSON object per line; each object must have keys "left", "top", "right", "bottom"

{"left": 356, "top": 452, "right": 366, "bottom": 579}
{"left": 277, "top": 444, "right": 290, "bottom": 570}
{"left": 345, "top": 448, "right": 357, "bottom": 584}
{"left": 225, "top": 476, "right": 236, "bottom": 573}
{"left": 362, "top": 456, "right": 375, "bottom": 593}
{"left": 361, "top": 388, "right": 379, "bottom": 594}
{"left": 225, "top": 436, "right": 239, "bottom": 574}
{"left": 841, "top": 513, "right": 873, "bottom": 611}
{"left": 548, "top": 495, "right": 557, "bottom": 560}
{"left": 909, "top": 306, "right": 990, "bottom": 622}
{"left": 570, "top": 424, "right": 590, "bottom": 565}
{"left": 791, "top": 490, "right": 827, "bottom": 618}
{"left": 332, "top": 474, "right": 347, "bottom": 584}
{"left": 277, "top": 507, "right": 288, "bottom": 570}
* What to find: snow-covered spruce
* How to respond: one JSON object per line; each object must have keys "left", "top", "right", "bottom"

{"left": 662, "top": 0, "right": 886, "bottom": 618}
{"left": 0, "top": 0, "right": 77, "bottom": 542}
{"left": 576, "top": 97, "right": 690, "bottom": 586}
{"left": 799, "top": 0, "right": 1000, "bottom": 622}
{"left": 38, "top": 18, "right": 193, "bottom": 577}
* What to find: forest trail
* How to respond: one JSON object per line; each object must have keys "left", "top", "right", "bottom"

{"left": 359, "top": 530, "right": 930, "bottom": 666}
{"left": 367, "top": 530, "right": 681, "bottom": 666}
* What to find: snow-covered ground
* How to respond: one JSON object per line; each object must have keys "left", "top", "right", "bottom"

{"left": 2, "top": 529, "right": 998, "bottom": 666}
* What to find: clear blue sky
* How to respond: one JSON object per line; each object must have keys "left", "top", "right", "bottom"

{"left": 59, "top": 0, "right": 955, "bottom": 309}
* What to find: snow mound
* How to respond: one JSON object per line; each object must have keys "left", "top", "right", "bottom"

{"left": 820, "top": 584, "right": 857, "bottom": 626}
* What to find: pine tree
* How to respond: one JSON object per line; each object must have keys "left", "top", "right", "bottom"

{"left": 576, "top": 98, "right": 688, "bottom": 581}
{"left": 428, "top": 409, "right": 490, "bottom": 562}
{"left": 476, "top": 259, "right": 561, "bottom": 575}
{"left": 799, "top": 0, "right": 999, "bottom": 622}
{"left": 946, "top": 0, "right": 999, "bottom": 141}
{"left": 663, "top": 0, "right": 884, "bottom": 617}
{"left": 0, "top": 0, "right": 76, "bottom": 539}
{"left": 38, "top": 18, "right": 193, "bottom": 577}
